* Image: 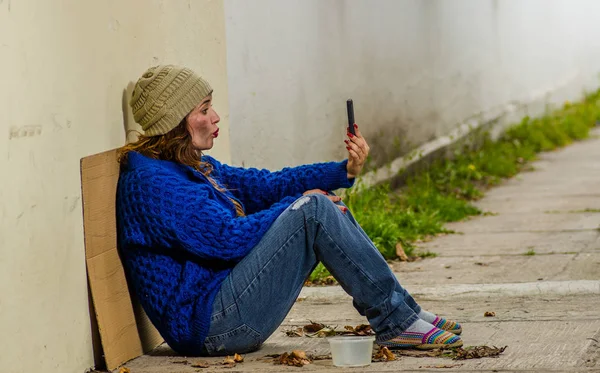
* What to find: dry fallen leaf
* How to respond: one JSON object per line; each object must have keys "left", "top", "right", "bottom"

{"left": 372, "top": 346, "right": 397, "bottom": 362}
{"left": 309, "top": 354, "right": 331, "bottom": 361}
{"left": 292, "top": 350, "right": 307, "bottom": 359}
{"left": 274, "top": 350, "right": 312, "bottom": 367}
{"left": 382, "top": 347, "right": 397, "bottom": 361}
{"left": 484, "top": 311, "right": 496, "bottom": 317}
{"left": 342, "top": 324, "right": 374, "bottom": 336}
{"left": 475, "top": 262, "right": 489, "bottom": 266}
{"left": 302, "top": 322, "right": 337, "bottom": 337}
{"left": 190, "top": 360, "right": 210, "bottom": 368}
{"left": 323, "top": 276, "right": 337, "bottom": 285}
{"left": 396, "top": 242, "right": 409, "bottom": 261}
{"left": 453, "top": 346, "right": 507, "bottom": 360}
{"left": 303, "top": 322, "right": 326, "bottom": 333}
{"left": 118, "top": 368, "right": 130, "bottom": 373}
{"left": 223, "top": 356, "right": 236, "bottom": 365}
{"left": 234, "top": 353, "right": 244, "bottom": 363}
{"left": 285, "top": 327, "right": 305, "bottom": 337}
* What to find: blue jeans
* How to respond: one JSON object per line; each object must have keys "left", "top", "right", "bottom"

{"left": 201, "top": 192, "right": 421, "bottom": 356}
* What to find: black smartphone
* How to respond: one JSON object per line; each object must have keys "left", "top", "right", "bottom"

{"left": 347, "top": 99, "right": 356, "bottom": 135}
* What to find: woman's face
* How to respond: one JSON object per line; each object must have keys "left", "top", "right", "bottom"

{"left": 186, "top": 94, "right": 220, "bottom": 151}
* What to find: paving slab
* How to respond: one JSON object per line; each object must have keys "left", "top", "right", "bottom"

{"left": 417, "top": 230, "right": 599, "bottom": 256}
{"left": 120, "top": 294, "right": 600, "bottom": 372}
{"left": 390, "top": 254, "right": 582, "bottom": 285}
{"left": 481, "top": 182, "right": 600, "bottom": 199}
{"left": 552, "top": 252, "right": 600, "bottom": 281}
{"left": 476, "top": 171, "right": 600, "bottom": 199}
{"left": 390, "top": 252, "right": 600, "bottom": 286}
{"left": 474, "top": 195, "right": 600, "bottom": 214}
{"left": 444, "top": 212, "right": 600, "bottom": 234}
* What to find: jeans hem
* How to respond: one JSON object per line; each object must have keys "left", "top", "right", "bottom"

{"left": 375, "top": 313, "right": 420, "bottom": 342}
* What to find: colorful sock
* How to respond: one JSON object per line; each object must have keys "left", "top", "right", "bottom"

{"left": 378, "top": 319, "right": 462, "bottom": 350}
{"left": 419, "top": 310, "right": 462, "bottom": 335}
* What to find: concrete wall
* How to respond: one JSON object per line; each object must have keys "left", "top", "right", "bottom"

{"left": 225, "top": 0, "right": 600, "bottom": 170}
{"left": 0, "top": 1, "right": 229, "bottom": 372}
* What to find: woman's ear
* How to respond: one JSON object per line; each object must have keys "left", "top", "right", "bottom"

{"left": 122, "top": 82, "right": 141, "bottom": 144}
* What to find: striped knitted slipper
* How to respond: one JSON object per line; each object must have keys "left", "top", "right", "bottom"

{"left": 432, "top": 316, "right": 462, "bottom": 335}
{"left": 378, "top": 327, "right": 463, "bottom": 350}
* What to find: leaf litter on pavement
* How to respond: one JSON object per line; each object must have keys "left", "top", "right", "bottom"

{"left": 264, "top": 345, "right": 506, "bottom": 368}
{"left": 170, "top": 353, "right": 245, "bottom": 369}
{"left": 284, "top": 322, "right": 374, "bottom": 338}
{"left": 268, "top": 350, "right": 313, "bottom": 367}
{"left": 282, "top": 321, "right": 506, "bottom": 363}
{"left": 396, "top": 345, "right": 507, "bottom": 360}
{"left": 453, "top": 345, "right": 507, "bottom": 360}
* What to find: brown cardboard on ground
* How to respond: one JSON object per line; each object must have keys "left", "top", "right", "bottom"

{"left": 81, "top": 149, "right": 163, "bottom": 370}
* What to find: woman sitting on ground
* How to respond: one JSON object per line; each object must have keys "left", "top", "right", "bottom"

{"left": 116, "top": 65, "right": 463, "bottom": 356}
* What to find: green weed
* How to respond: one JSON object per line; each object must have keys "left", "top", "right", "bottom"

{"left": 417, "top": 251, "right": 438, "bottom": 259}
{"left": 308, "top": 90, "right": 600, "bottom": 282}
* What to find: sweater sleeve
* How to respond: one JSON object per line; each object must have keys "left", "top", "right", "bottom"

{"left": 118, "top": 166, "right": 300, "bottom": 263}
{"left": 205, "top": 156, "right": 355, "bottom": 214}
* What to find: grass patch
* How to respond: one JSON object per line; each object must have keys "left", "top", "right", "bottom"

{"left": 572, "top": 208, "right": 600, "bottom": 213}
{"left": 524, "top": 249, "right": 537, "bottom": 256}
{"left": 308, "top": 263, "right": 333, "bottom": 282}
{"left": 307, "top": 91, "right": 600, "bottom": 282}
{"left": 545, "top": 208, "right": 600, "bottom": 214}
{"left": 417, "top": 251, "right": 438, "bottom": 259}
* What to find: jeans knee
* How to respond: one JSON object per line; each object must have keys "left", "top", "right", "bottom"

{"left": 291, "top": 193, "right": 332, "bottom": 210}
{"left": 290, "top": 195, "right": 313, "bottom": 211}
{"left": 289, "top": 194, "right": 340, "bottom": 224}
{"left": 310, "top": 193, "right": 340, "bottom": 210}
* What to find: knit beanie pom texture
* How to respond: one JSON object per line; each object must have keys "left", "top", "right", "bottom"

{"left": 130, "top": 65, "right": 213, "bottom": 136}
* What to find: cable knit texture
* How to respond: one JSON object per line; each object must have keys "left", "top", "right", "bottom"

{"left": 116, "top": 151, "right": 355, "bottom": 355}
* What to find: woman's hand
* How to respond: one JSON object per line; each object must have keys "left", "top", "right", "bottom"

{"left": 345, "top": 123, "right": 370, "bottom": 179}
{"left": 302, "top": 189, "right": 348, "bottom": 213}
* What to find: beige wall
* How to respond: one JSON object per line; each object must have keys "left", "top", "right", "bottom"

{"left": 0, "top": 1, "right": 229, "bottom": 372}
{"left": 225, "top": 0, "right": 600, "bottom": 170}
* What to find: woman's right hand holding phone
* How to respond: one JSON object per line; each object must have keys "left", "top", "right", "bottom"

{"left": 345, "top": 123, "right": 370, "bottom": 179}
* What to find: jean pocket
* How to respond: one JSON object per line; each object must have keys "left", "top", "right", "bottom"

{"left": 204, "top": 324, "right": 262, "bottom": 356}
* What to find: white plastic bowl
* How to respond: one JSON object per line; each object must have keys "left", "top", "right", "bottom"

{"left": 328, "top": 336, "right": 375, "bottom": 367}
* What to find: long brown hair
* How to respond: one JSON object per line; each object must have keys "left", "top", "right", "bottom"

{"left": 118, "top": 120, "right": 246, "bottom": 217}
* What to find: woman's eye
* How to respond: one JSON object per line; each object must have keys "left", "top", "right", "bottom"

{"left": 202, "top": 109, "right": 209, "bottom": 114}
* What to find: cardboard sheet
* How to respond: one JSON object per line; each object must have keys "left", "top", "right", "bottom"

{"left": 81, "top": 149, "right": 163, "bottom": 370}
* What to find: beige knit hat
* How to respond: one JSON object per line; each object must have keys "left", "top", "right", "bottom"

{"left": 130, "top": 65, "right": 213, "bottom": 136}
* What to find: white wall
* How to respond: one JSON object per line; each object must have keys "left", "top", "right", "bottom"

{"left": 224, "top": 0, "right": 600, "bottom": 170}
{"left": 0, "top": 1, "right": 229, "bottom": 372}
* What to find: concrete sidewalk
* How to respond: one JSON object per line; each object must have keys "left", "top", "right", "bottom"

{"left": 121, "top": 129, "right": 600, "bottom": 373}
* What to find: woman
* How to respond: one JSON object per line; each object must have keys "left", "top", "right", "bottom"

{"left": 117, "top": 65, "right": 463, "bottom": 357}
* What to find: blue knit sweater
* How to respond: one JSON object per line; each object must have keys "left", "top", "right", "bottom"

{"left": 116, "top": 151, "right": 355, "bottom": 355}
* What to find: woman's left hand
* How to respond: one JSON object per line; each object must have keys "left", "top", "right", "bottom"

{"left": 345, "top": 123, "right": 370, "bottom": 179}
